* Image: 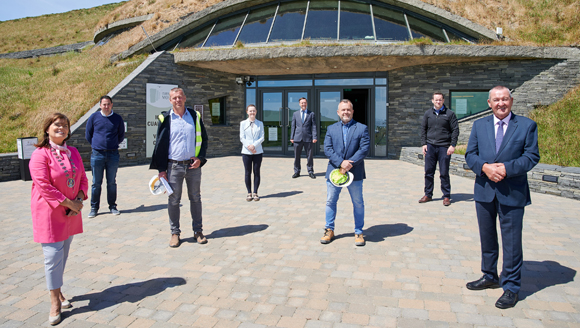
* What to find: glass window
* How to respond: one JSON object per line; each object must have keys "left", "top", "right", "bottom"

{"left": 318, "top": 91, "right": 341, "bottom": 153}
{"left": 208, "top": 97, "right": 226, "bottom": 125}
{"left": 269, "top": 1, "right": 307, "bottom": 42}
{"left": 375, "top": 87, "right": 387, "bottom": 156}
{"left": 258, "top": 80, "right": 312, "bottom": 87}
{"left": 450, "top": 91, "right": 489, "bottom": 120}
{"left": 178, "top": 24, "right": 214, "bottom": 49}
{"left": 372, "top": 6, "right": 410, "bottom": 41}
{"left": 315, "top": 78, "right": 374, "bottom": 86}
{"left": 407, "top": 15, "right": 446, "bottom": 42}
{"left": 303, "top": 1, "right": 338, "bottom": 41}
{"left": 339, "top": 1, "right": 373, "bottom": 41}
{"left": 246, "top": 88, "right": 256, "bottom": 110}
{"left": 237, "top": 5, "right": 277, "bottom": 44}
{"left": 204, "top": 13, "right": 246, "bottom": 47}
{"left": 375, "top": 78, "right": 387, "bottom": 85}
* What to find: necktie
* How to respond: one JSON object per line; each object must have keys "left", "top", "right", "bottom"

{"left": 496, "top": 121, "right": 504, "bottom": 153}
{"left": 301, "top": 111, "right": 305, "bottom": 123}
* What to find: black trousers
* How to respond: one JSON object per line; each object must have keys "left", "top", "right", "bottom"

{"left": 424, "top": 143, "right": 451, "bottom": 198}
{"left": 242, "top": 154, "right": 262, "bottom": 193}
{"left": 293, "top": 141, "right": 314, "bottom": 174}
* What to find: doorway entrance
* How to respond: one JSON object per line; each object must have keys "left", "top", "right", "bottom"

{"left": 260, "top": 90, "right": 309, "bottom": 155}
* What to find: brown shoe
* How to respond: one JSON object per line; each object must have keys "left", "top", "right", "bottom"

{"left": 169, "top": 234, "right": 180, "bottom": 248}
{"left": 355, "top": 234, "right": 365, "bottom": 246}
{"left": 443, "top": 197, "right": 451, "bottom": 206}
{"left": 194, "top": 232, "right": 208, "bottom": 244}
{"left": 418, "top": 195, "right": 432, "bottom": 203}
{"left": 320, "top": 228, "right": 334, "bottom": 244}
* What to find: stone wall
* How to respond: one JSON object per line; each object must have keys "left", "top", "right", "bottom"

{"left": 0, "top": 154, "right": 21, "bottom": 181}
{"left": 67, "top": 51, "right": 246, "bottom": 170}
{"left": 400, "top": 147, "right": 580, "bottom": 201}
{"left": 387, "top": 59, "right": 566, "bottom": 156}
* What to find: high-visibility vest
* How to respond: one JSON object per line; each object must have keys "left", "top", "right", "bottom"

{"left": 158, "top": 110, "right": 202, "bottom": 157}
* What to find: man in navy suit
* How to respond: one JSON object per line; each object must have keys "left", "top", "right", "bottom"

{"left": 291, "top": 97, "right": 318, "bottom": 179}
{"left": 320, "top": 99, "right": 370, "bottom": 246}
{"left": 465, "top": 86, "right": 540, "bottom": 309}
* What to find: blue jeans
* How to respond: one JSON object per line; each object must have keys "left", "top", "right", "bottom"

{"left": 325, "top": 179, "right": 364, "bottom": 234}
{"left": 90, "top": 149, "right": 119, "bottom": 210}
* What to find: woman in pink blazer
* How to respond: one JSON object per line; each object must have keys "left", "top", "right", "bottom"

{"left": 29, "top": 113, "right": 88, "bottom": 325}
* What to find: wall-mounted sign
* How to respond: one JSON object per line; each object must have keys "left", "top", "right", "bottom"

{"left": 146, "top": 83, "right": 178, "bottom": 157}
{"left": 119, "top": 138, "right": 127, "bottom": 150}
{"left": 17, "top": 137, "right": 38, "bottom": 159}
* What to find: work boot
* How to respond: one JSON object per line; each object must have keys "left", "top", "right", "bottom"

{"left": 320, "top": 228, "right": 334, "bottom": 244}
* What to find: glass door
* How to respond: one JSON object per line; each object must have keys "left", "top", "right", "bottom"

{"left": 286, "top": 91, "right": 309, "bottom": 153}
{"left": 261, "top": 91, "right": 284, "bottom": 153}
{"left": 317, "top": 90, "right": 342, "bottom": 153}
{"left": 260, "top": 90, "right": 310, "bottom": 155}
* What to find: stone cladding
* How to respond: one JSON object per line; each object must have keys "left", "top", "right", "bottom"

{"left": 400, "top": 147, "right": 580, "bottom": 201}
{"left": 66, "top": 51, "right": 245, "bottom": 170}
{"left": 387, "top": 58, "right": 570, "bottom": 156}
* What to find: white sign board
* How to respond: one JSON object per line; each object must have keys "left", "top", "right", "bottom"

{"left": 17, "top": 137, "right": 38, "bottom": 159}
{"left": 119, "top": 138, "right": 127, "bottom": 150}
{"left": 146, "top": 83, "right": 178, "bottom": 157}
{"left": 455, "top": 99, "right": 468, "bottom": 115}
{"left": 268, "top": 127, "right": 278, "bottom": 141}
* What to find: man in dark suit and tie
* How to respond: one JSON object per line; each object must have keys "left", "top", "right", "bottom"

{"left": 320, "top": 99, "right": 370, "bottom": 246}
{"left": 291, "top": 97, "right": 317, "bottom": 179}
{"left": 465, "top": 86, "right": 540, "bottom": 309}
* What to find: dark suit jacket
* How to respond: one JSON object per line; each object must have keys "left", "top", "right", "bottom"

{"left": 465, "top": 113, "right": 540, "bottom": 207}
{"left": 324, "top": 120, "right": 370, "bottom": 181}
{"left": 290, "top": 110, "right": 317, "bottom": 142}
{"left": 150, "top": 108, "right": 208, "bottom": 173}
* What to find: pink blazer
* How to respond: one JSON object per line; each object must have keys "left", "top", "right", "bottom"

{"left": 29, "top": 146, "right": 88, "bottom": 243}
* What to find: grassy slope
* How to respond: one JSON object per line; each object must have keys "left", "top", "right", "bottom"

{"left": 0, "top": 2, "right": 126, "bottom": 54}
{"left": 0, "top": 0, "right": 579, "bottom": 165}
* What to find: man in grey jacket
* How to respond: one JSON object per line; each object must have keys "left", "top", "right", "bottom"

{"left": 290, "top": 97, "right": 318, "bottom": 179}
{"left": 419, "top": 92, "right": 459, "bottom": 206}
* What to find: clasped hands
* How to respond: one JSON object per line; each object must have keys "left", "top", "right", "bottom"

{"left": 482, "top": 163, "right": 506, "bottom": 182}
{"left": 62, "top": 195, "right": 84, "bottom": 217}
{"left": 339, "top": 160, "right": 354, "bottom": 175}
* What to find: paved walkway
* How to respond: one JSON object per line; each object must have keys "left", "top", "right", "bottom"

{"left": 1, "top": 156, "right": 579, "bottom": 328}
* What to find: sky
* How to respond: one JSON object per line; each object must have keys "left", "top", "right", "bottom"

{"left": 0, "top": 0, "right": 123, "bottom": 22}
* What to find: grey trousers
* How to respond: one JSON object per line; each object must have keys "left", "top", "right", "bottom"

{"left": 167, "top": 162, "right": 203, "bottom": 235}
{"left": 42, "top": 235, "right": 73, "bottom": 290}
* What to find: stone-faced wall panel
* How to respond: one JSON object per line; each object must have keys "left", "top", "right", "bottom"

{"left": 387, "top": 59, "right": 563, "bottom": 157}
{"left": 66, "top": 52, "right": 245, "bottom": 170}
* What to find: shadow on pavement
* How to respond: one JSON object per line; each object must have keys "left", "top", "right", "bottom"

{"left": 260, "top": 191, "right": 303, "bottom": 199}
{"left": 121, "top": 204, "right": 167, "bottom": 214}
{"left": 520, "top": 260, "right": 577, "bottom": 300}
{"left": 334, "top": 223, "right": 414, "bottom": 242}
{"left": 182, "top": 224, "right": 269, "bottom": 243}
{"left": 450, "top": 193, "right": 474, "bottom": 203}
{"left": 66, "top": 277, "right": 186, "bottom": 318}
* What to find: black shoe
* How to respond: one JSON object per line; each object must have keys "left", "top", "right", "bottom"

{"left": 292, "top": 173, "right": 300, "bottom": 178}
{"left": 309, "top": 173, "right": 316, "bottom": 179}
{"left": 466, "top": 275, "right": 500, "bottom": 290}
{"left": 495, "top": 290, "right": 519, "bottom": 309}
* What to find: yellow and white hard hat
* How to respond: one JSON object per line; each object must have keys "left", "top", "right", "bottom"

{"left": 149, "top": 175, "right": 167, "bottom": 195}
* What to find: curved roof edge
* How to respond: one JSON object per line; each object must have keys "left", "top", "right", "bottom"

{"left": 113, "top": 0, "right": 497, "bottom": 62}
{"left": 94, "top": 14, "right": 154, "bottom": 44}
{"left": 173, "top": 45, "right": 580, "bottom": 75}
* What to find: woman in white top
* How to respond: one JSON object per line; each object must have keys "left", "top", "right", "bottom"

{"left": 240, "top": 104, "right": 265, "bottom": 201}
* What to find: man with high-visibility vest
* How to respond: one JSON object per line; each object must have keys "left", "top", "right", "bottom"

{"left": 150, "top": 88, "right": 208, "bottom": 248}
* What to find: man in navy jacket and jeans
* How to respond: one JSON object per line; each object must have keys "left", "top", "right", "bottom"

{"left": 85, "top": 96, "right": 125, "bottom": 217}
{"left": 419, "top": 92, "right": 459, "bottom": 206}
